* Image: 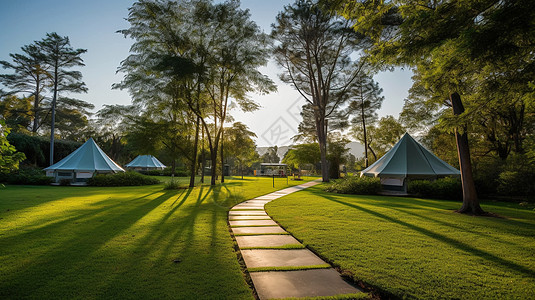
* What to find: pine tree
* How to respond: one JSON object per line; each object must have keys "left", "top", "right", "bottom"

{"left": 37, "top": 33, "right": 87, "bottom": 165}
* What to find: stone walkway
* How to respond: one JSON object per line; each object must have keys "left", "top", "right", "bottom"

{"left": 229, "top": 180, "right": 362, "bottom": 299}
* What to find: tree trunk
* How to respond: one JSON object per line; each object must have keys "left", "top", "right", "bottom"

{"left": 201, "top": 124, "right": 205, "bottom": 184}
{"left": 49, "top": 64, "right": 58, "bottom": 166}
{"left": 210, "top": 148, "right": 217, "bottom": 186}
{"left": 189, "top": 116, "right": 200, "bottom": 188}
{"left": 316, "top": 115, "right": 329, "bottom": 182}
{"left": 220, "top": 128, "right": 224, "bottom": 183}
{"left": 32, "top": 79, "right": 40, "bottom": 133}
{"left": 361, "top": 93, "right": 369, "bottom": 168}
{"left": 450, "top": 92, "right": 484, "bottom": 215}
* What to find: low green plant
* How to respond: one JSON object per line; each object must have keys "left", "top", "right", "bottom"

{"left": 163, "top": 178, "right": 187, "bottom": 190}
{"left": 408, "top": 177, "right": 462, "bottom": 200}
{"left": 87, "top": 171, "right": 160, "bottom": 186}
{"left": 323, "top": 176, "right": 381, "bottom": 195}
{"left": 0, "top": 167, "right": 53, "bottom": 185}
{"left": 497, "top": 170, "right": 535, "bottom": 199}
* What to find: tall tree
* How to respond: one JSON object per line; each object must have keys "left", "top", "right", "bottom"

{"left": 0, "top": 120, "right": 26, "bottom": 173}
{"left": 262, "top": 146, "right": 280, "bottom": 163}
{"left": 283, "top": 143, "right": 321, "bottom": 171}
{"left": 272, "top": 0, "right": 368, "bottom": 182}
{"left": 326, "top": 0, "right": 535, "bottom": 214}
{"left": 0, "top": 95, "right": 33, "bottom": 131}
{"left": 347, "top": 72, "right": 383, "bottom": 167}
{"left": 37, "top": 33, "right": 87, "bottom": 166}
{"left": 224, "top": 122, "right": 258, "bottom": 179}
{"left": 0, "top": 43, "right": 49, "bottom": 133}
{"left": 118, "top": 0, "right": 274, "bottom": 186}
{"left": 90, "top": 104, "right": 138, "bottom": 162}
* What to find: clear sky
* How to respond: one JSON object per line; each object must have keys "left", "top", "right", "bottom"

{"left": 0, "top": 0, "right": 413, "bottom": 147}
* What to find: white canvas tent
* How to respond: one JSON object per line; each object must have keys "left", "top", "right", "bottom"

{"left": 44, "top": 138, "right": 124, "bottom": 184}
{"left": 125, "top": 155, "right": 166, "bottom": 171}
{"left": 361, "top": 133, "right": 460, "bottom": 191}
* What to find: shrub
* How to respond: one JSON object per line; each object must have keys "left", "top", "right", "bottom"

{"left": 162, "top": 168, "right": 188, "bottom": 177}
{"left": 0, "top": 167, "right": 53, "bottom": 185}
{"left": 408, "top": 177, "right": 462, "bottom": 200}
{"left": 88, "top": 171, "right": 160, "bottom": 186}
{"left": 323, "top": 176, "right": 381, "bottom": 195}
{"left": 163, "top": 178, "right": 187, "bottom": 190}
{"left": 139, "top": 169, "right": 164, "bottom": 176}
{"left": 497, "top": 171, "right": 535, "bottom": 198}
{"left": 7, "top": 133, "right": 82, "bottom": 167}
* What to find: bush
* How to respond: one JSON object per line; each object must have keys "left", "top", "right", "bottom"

{"left": 323, "top": 176, "right": 381, "bottom": 195}
{"left": 87, "top": 171, "right": 160, "bottom": 186}
{"left": 497, "top": 171, "right": 535, "bottom": 198}
{"left": 7, "top": 133, "right": 82, "bottom": 167}
{"left": 138, "top": 168, "right": 189, "bottom": 177}
{"left": 163, "top": 178, "right": 187, "bottom": 190}
{"left": 139, "top": 169, "right": 165, "bottom": 176}
{"left": 408, "top": 177, "right": 462, "bottom": 200}
{"left": 0, "top": 167, "right": 53, "bottom": 185}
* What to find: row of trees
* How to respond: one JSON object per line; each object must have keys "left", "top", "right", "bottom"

{"left": 0, "top": 33, "right": 90, "bottom": 165}
{"left": 321, "top": 0, "right": 535, "bottom": 213}
{"left": 114, "top": 0, "right": 276, "bottom": 187}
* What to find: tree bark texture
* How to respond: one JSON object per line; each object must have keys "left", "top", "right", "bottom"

{"left": 450, "top": 92, "right": 484, "bottom": 215}
{"left": 189, "top": 116, "right": 200, "bottom": 188}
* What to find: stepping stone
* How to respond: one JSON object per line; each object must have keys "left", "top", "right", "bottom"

{"left": 231, "top": 205, "right": 265, "bottom": 210}
{"left": 232, "top": 226, "right": 286, "bottom": 235}
{"left": 235, "top": 235, "right": 301, "bottom": 248}
{"left": 245, "top": 199, "right": 270, "bottom": 203}
{"left": 229, "top": 216, "right": 272, "bottom": 220}
{"left": 241, "top": 249, "right": 325, "bottom": 268}
{"left": 229, "top": 211, "right": 268, "bottom": 216}
{"left": 250, "top": 269, "right": 361, "bottom": 300}
{"left": 229, "top": 220, "right": 278, "bottom": 226}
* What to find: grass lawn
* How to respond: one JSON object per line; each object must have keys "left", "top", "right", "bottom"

{"left": 266, "top": 186, "right": 535, "bottom": 299}
{"left": 0, "top": 176, "right": 313, "bottom": 299}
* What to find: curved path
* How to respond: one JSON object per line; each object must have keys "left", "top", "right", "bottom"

{"left": 229, "top": 179, "right": 363, "bottom": 299}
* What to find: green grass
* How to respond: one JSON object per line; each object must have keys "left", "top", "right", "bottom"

{"left": 0, "top": 176, "right": 313, "bottom": 299}
{"left": 266, "top": 186, "right": 535, "bottom": 300}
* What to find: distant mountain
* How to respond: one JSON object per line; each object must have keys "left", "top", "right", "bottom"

{"left": 256, "top": 141, "right": 364, "bottom": 163}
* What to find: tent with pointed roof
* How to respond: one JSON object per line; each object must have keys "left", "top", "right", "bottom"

{"left": 125, "top": 155, "right": 166, "bottom": 171}
{"left": 44, "top": 138, "right": 124, "bottom": 184}
{"left": 361, "top": 133, "right": 460, "bottom": 192}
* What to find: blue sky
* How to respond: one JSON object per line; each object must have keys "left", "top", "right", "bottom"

{"left": 0, "top": 0, "right": 413, "bottom": 147}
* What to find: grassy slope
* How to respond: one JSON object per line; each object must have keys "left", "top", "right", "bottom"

{"left": 0, "top": 176, "right": 312, "bottom": 299}
{"left": 266, "top": 186, "right": 535, "bottom": 300}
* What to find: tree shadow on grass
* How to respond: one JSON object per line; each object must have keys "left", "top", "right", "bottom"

{"left": 0, "top": 189, "right": 179, "bottom": 298}
{"left": 320, "top": 193, "right": 535, "bottom": 278}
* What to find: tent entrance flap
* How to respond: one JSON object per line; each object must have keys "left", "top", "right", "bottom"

{"left": 380, "top": 177, "right": 404, "bottom": 186}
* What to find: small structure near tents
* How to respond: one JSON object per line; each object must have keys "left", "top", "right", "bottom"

{"left": 255, "top": 163, "right": 287, "bottom": 176}
{"left": 360, "top": 133, "right": 460, "bottom": 193}
{"left": 125, "top": 155, "right": 166, "bottom": 171}
{"left": 44, "top": 138, "right": 124, "bottom": 185}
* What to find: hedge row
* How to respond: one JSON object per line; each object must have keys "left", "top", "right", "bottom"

{"left": 408, "top": 177, "right": 462, "bottom": 200}
{"left": 0, "top": 167, "right": 53, "bottom": 185}
{"left": 87, "top": 172, "right": 161, "bottom": 186}
{"left": 7, "top": 133, "right": 82, "bottom": 167}
{"left": 323, "top": 176, "right": 382, "bottom": 195}
{"left": 138, "top": 168, "right": 189, "bottom": 177}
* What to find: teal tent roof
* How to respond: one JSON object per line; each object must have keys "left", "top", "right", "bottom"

{"left": 361, "top": 133, "right": 460, "bottom": 178}
{"left": 44, "top": 138, "right": 124, "bottom": 173}
{"left": 125, "top": 155, "right": 166, "bottom": 169}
